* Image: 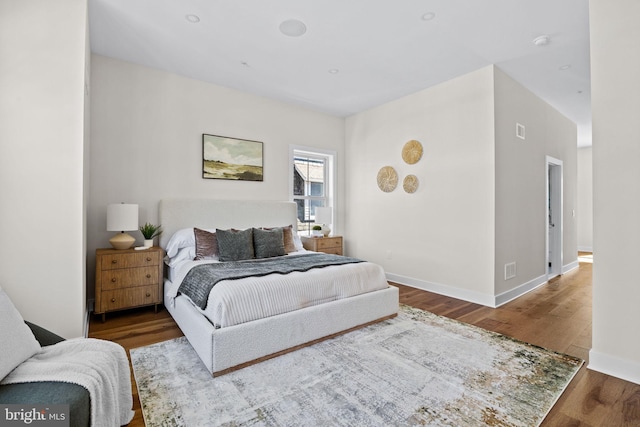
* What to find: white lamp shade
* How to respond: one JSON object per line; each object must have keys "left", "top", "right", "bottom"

{"left": 107, "top": 204, "right": 139, "bottom": 231}
{"left": 315, "top": 206, "right": 332, "bottom": 224}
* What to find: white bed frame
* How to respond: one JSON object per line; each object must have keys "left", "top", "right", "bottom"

{"left": 159, "top": 199, "right": 399, "bottom": 376}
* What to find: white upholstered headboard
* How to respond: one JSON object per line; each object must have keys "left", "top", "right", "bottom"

{"left": 158, "top": 199, "right": 298, "bottom": 249}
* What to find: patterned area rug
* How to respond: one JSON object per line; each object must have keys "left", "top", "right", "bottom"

{"left": 130, "top": 305, "right": 582, "bottom": 426}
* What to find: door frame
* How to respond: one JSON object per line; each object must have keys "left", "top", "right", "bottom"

{"left": 546, "top": 156, "right": 563, "bottom": 279}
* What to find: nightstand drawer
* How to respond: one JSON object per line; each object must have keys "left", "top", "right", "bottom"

{"left": 316, "top": 238, "right": 342, "bottom": 250}
{"left": 319, "top": 247, "right": 342, "bottom": 255}
{"left": 100, "top": 251, "right": 160, "bottom": 270}
{"left": 101, "top": 267, "right": 159, "bottom": 290}
{"left": 100, "top": 286, "right": 158, "bottom": 312}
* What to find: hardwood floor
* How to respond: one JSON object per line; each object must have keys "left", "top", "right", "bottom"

{"left": 89, "top": 257, "right": 640, "bottom": 426}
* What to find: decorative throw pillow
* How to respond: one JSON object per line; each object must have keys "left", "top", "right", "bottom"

{"left": 281, "top": 225, "right": 297, "bottom": 253}
{"left": 253, "top": 227, "right": 286, "bottom": 259}
{"left": 282, "top": 225, "right": 298, "bottom": 254}
{"left": 0, "top": 286, "right": 41, "bottom": 380}
{"left": 194, "top": 228, "right": 218, "bottom": 260}
{"left": 286, "top": 226, "right": 301, "bottom": 253}
{"left": 216, "top": 228, "right": 255, "bottom": 261}
{"left": 263, "top": 225, "right": 297, "bottom": 253}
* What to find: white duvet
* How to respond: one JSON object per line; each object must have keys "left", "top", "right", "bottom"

{"left": 165, "top": 252, "right": 389, "bottom": 329}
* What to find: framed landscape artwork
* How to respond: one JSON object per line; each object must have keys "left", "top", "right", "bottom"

{"left": 202, "top": 134, "right": 263, "bottom": 181}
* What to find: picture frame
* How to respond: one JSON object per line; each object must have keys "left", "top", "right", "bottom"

{"left": 202, "top": 134, "right": 263, "bottom": 181}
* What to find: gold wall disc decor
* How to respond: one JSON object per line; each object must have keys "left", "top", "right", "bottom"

{"left": 377, "top": 166, "right": 398, "bottom": 192}
{"left": 402, "top": 140, "right": 423, "bottom": 164}
{"left": 403, "top": 174, "right": 419, "bottom": 193}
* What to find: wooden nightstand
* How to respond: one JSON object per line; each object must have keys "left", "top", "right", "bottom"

{"left": 94, "top": 246, "right": 164, "bottom": 321}
{"left": 301, "top": 235, "right": 343, "bottom": 255}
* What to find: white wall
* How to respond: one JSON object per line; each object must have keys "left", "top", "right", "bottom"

{"left": 577, "top": 147, "right": 593, "bottom": 251}
{"left": 589, "top": 0, "right": 640, "bottom": 384}
{"left": 345, "top": 66, "right": 497, "bottom": 305}
{"left": 88, "top": 55, "right": 345, "bottom": 293}
{"left": 493, "top": 68, "right": 578, "bottom": 297}
{"left": 345, "top": 65, "right": 577, "bottom": 306}
{"left": 0, "top": 0, "right": 89, "bottom": 338}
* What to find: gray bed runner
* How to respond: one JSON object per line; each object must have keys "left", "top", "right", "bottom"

{"left": 178, "top": 253, "right": 364, "bottom": 309}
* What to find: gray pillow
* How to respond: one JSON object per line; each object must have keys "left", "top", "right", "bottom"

{"left": 253, "top": 227, "right": 285, "bottom": 259}
{"left": 0, "top": 286, "right": 41, "bottom": 380}
{"left": 262, "top": 225, "right": 297, "bottom": 253}
{"left": 216, "top": 228, "right": 255, "bottom": 261}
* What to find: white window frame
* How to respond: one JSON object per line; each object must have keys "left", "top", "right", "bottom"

{"left": 289, "top": 145, "right": 336, "bottom": 236}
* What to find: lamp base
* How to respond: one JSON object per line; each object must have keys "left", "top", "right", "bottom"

{"left": 321, "top": 225, "right": 331, "bottom": 237}
{"left": 110, "top": 232, "right": 135, "bottom": 250}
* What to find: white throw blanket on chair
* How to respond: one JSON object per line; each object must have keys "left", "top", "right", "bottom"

{"left": 1, "top": 338, "right": 134, "bottom": 427}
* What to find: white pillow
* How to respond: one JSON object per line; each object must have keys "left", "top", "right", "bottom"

{"left": 165, "top": 228, "right": 196, "bottom": 258}
{"left": 165, "top": 246, "right": 197, "bottom": 267}
{"left": 0, "top": 286, "right": 41, "bottom": 380}
{"left": 165, "top": 227, "right": 222, "bottom": 258}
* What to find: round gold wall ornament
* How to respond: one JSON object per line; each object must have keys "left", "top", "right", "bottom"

{"left": 377, "top": 166, "right": 398, "bottom": 192}
{"left": 402, "top": 139, "right": 423, "bottom": 164}
{"left": 403, "top": 174, "right": 419, "bottom": 193}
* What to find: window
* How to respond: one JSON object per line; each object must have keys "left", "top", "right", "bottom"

{"left": 290, "top": 146, "right": 335, "bottom": 236}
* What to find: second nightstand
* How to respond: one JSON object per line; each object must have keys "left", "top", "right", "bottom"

{"left": 301, "top": 235, "right": 343, "bottom": 255}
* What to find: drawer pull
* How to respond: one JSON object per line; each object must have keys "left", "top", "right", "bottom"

{"left": 146, "top": 274, "right": 151, "bottom": 278}
{"left": 111, "top": 298, "right": 116, "bottom": 302}
{"left": 146, "top": 292, "right": 151, "bottom": 297}
{"left": 146, "top": 257, "right": 152, "bottom": 262}
{"left": 111, "top": 278, "right": 117, "bottom": 283}
{"left": 111, "top": 260, "right": 117, "bottom": 264}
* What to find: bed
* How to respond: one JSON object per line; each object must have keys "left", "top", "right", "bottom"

{"left": 159, "top": 199, "right": 399, "bottom": 376}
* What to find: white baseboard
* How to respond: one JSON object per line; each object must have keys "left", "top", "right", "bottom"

{"left": 390, "top": 260, "right": 582, "bottom": 310}
{"left": 386, "top": 272, "right": 496, "bottom": 307}
{"left": 84, "top": 298, "right": 95, "bottom": 338}
{"left": 588, "top": 349, "right": 640, "bottom": 385}
{"left": 563, "top": 260, "right": 580, "bottom": 274}
{"left": 83, "top": 310, "right": 90, "bottom": 338}
{"left": 494, "top": 259, "right": 578, "bottom": 307}
{"left": 494, "top": 274, "right": 548, "bottom": 307}
{"left": 578, "top": 246, "right": 593, "bottom": 252}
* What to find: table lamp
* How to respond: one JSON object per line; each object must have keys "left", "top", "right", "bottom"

{"left": 107, "top": 203, "right": 138, "bottom": 250}
{"left": 314, "top": 206, "right": 333, "bottom": 237}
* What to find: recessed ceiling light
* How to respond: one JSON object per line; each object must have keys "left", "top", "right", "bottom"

{"left": 328, "top": 69, "right": 339, "bottom": 74}
{"left": 185, "top": 14, "right": 200, "bottom": 23}
{"left": 533, "top": 35, "right": 550, "bottom": 46}
{"left": 279, "top": 19, "right": 307, "bottom": 37}
{"left": 559, "top": 64, "right": 571, "bottom": 71}
{"left": 421, "top": 12, "right": 436, "bottom": 21}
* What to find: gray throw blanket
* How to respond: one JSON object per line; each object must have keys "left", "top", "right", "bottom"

{"left": 179, "top": 253, "right": 364, "bottom": 309}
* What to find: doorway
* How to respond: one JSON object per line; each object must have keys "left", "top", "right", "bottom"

{"left": 546, "top": 156, "right": 563, "bottom": 279}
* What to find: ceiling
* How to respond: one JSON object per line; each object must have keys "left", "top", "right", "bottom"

{"left": 89, "top": 0, "right": 592, "bottom": 146}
